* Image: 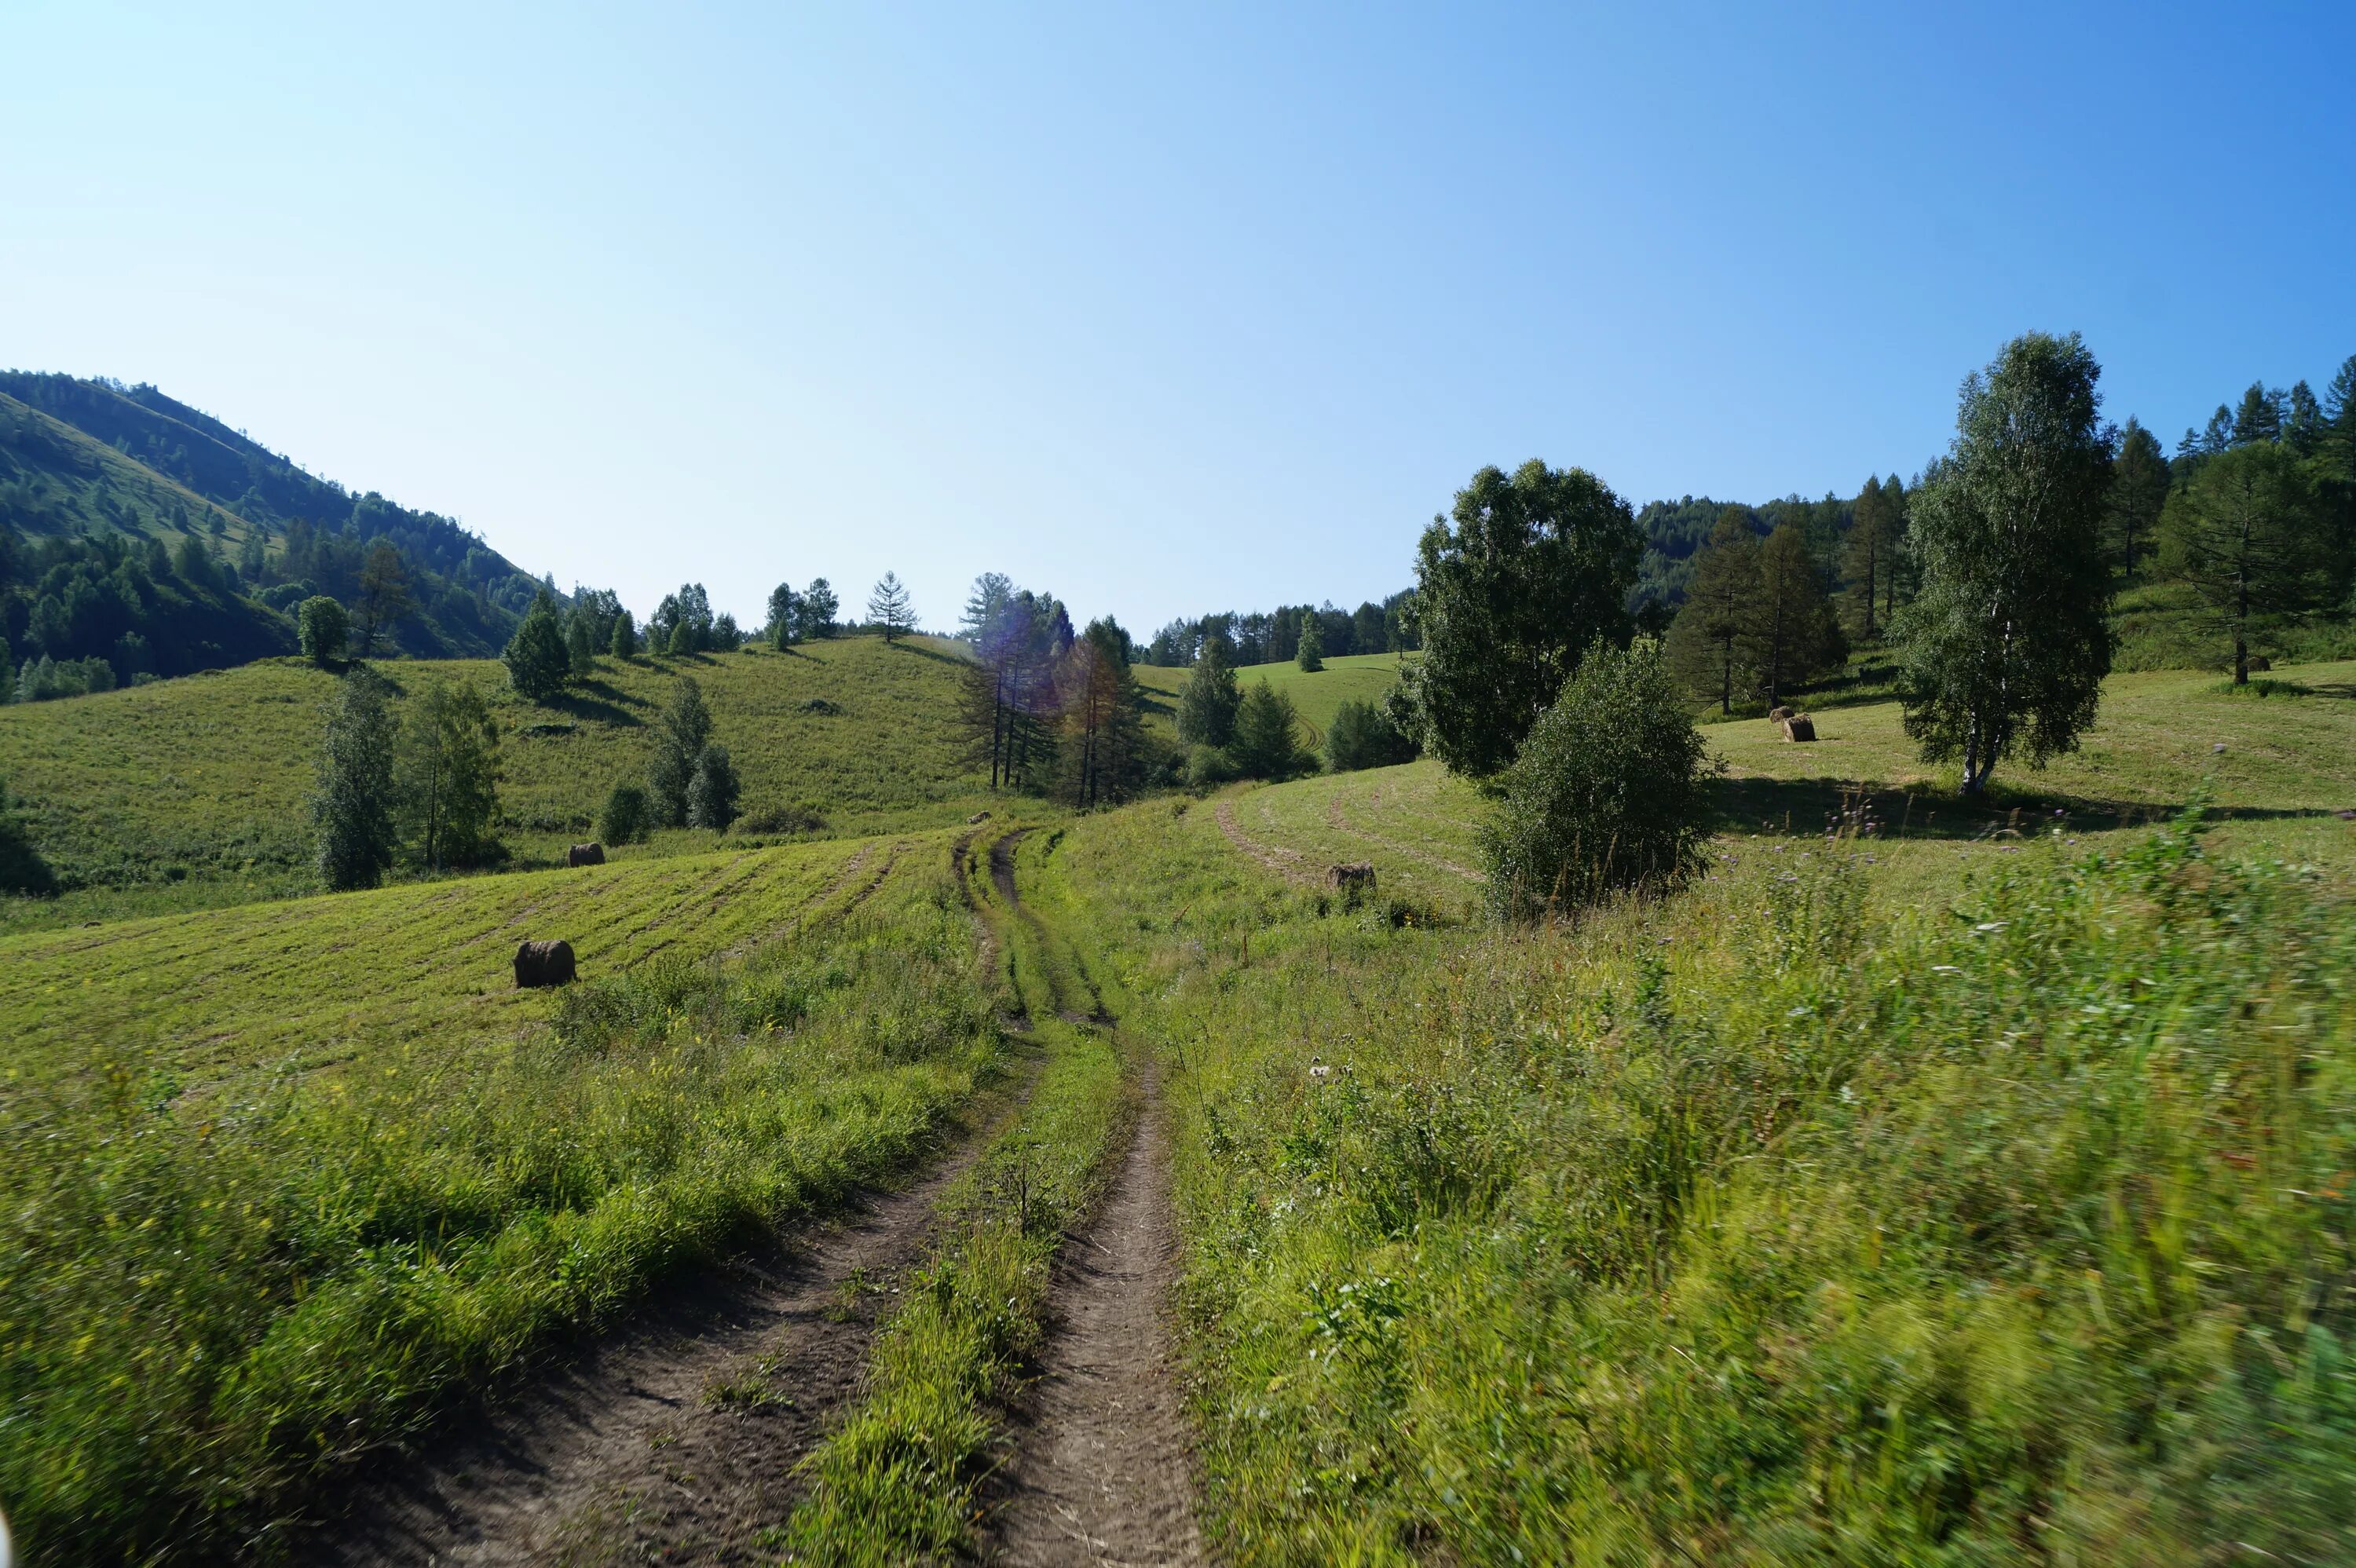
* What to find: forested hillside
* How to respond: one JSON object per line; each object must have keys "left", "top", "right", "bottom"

{"left": 0, "top": 374, "right": 549, "bottom": 687}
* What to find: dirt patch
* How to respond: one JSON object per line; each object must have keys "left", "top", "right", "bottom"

{"left": 989, "top": 1051, "right": 1202, "bottom": 1567}
{"left": 312, "top": 1080, "right": 1031, "bottom": 1566}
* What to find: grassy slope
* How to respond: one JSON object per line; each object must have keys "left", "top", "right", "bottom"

{"left": 0, "top": 633, "right": 990, "bottom": 927}
{"left": 1136, "top": 651, "right": 1410, "bottom": 745}
{"left": 0, "top": 389, "right": 270, "bottom": 549}
{"left": 1051, "top": 711, "right": 2356, "bottom": 1563}
{"left": 0, "top": 828, "right": 1004, "bottom": 1561}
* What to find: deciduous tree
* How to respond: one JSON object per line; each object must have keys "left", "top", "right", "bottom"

{"left": 1393, "top": 459, "right": 1641, "bottom": 779}
{"left": 298, "top": 596, "right": 348, "bottom": 667}
{"left": 310, "top": 670, "right": 399, "bottom": 890}
{"left": 1895, "top": 331, "right": 2114, "bottom": 795}
{"left": 395, "top": 676, "right": 503, "bottom": 869}
{"left": 647, "top": 674, "right": 714, "bottom": 826}
{"left": 1294, "top": 609, "right": 1323, "bottom": 671}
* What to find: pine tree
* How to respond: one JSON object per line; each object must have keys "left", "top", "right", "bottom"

{"left": 868, "top": 572, "right": 914, "bottom": 644}
{"left": 802, "top": 578, "right": 840, "bottom": 638}
{"left": 1294, "top": 609, "right": 1324, "bottom": 671}
{"left": 1665, "top": 507, "right": 1761, "bottom": 713}
{"left": 395, "top": 677, "right": 503, "bottom": 869}
{"left": 1895, "top": 332, "right": 2114, "bottom": 795}
{"left": 766, "top": 582, "right": 802, "bottom": 648}
{"left": 2158, "top": 440, "right": 2333, "bottom": 683}
{"left": 2323, "top": 355, "right": 2356, "bottom": 480}
{"left": 353, "top": 541, "right": 414, "bottom": 656}
{"left": 503, "top": 591, "right": 571, "bottom": 703}
{"left": 2106, "top": 418, "right": 2171, "bottom": 578}
{"left": 2232, "top": 383, "right": 2286, "bottom": 448}
{"left": 1742, "top": 521, "right": 1844, "bottom": 707}
{"left": 310, "top": 671, "right": 400, "bottom": 890}
{"left": 1229, "top": 680, "right": 1311, "bottom": 781}
{"left": 1176, "top": 635, "right": 1242, "bottom": 745}
{"left": 960, "top": 573, "right": 1013, "bottom": 641}
{"left": 647, "top": 674, "right": 714, "bottom": 825}
{"left": 609, "top": 609, "right": 637, "bottom": 659}
{"left": 565, "top": 605, "right": 598, "bottom": 674}
{"left": 1841, "top": 477, "right": 1891, "bottom": 638}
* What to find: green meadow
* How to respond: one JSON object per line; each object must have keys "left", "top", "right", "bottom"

{"left": 1136, "top": 650, "right": 1413, "bottom": 746}
{"left": 0, "top": 633, "right": 990, "bottom": 930}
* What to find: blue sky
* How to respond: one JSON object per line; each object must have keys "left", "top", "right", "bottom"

{"left": 7, "top": 2, "right": 2352, "bottom": 635}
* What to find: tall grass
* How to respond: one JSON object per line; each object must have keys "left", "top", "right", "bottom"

{"left": 0, "top": 856, "right": 1000, "bottom": 1563}
{"left": 1056, "top": 802, "right": 2356, "bottom": 1563}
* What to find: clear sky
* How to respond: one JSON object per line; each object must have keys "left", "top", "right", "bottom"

{"left": 7, "top": 2, "right": 2352, "bottom": 636}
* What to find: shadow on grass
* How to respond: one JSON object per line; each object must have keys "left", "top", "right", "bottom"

{"left": 1713, "top": 774, "right": 2351, "bottom": 842}
{"left": 535, "top": 686, "right": 647, "bottom": 729}
{"left": 885, "top": 640, "right": 968, "bottom": 667}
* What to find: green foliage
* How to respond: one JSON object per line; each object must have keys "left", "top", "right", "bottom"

{"left": 13, "top": 653, "right": 116, "bottom": 703}
{"left": 309, "top": 670, "right": 398, "bottom": 891}
{"left": 1294, "top": 608, "right": 1323, "bottom": 671}
{"left": 607, "top": 607, "right": 637, "bottom": 659}
{"left": 1666, "top": 506, "right": 1761, "bottom": 712}
{"left": 867, "top": 571, "right": 915, "bottom": 644}
{"left": 767, "top": 580, "right": 803, "bottom": 647}
{"left": 500, "top": 590, "right": 572, "bottom": 704}
{"left": 1396, "top": 459, "right": 1642, "bottom": 779}
{"left": 686, "top": 741, "right": 742, "bottom": 830}
{"left": 597, "top": 780, "right": 651, "bottom": 845}
{"left": 2158, "top": 439, "right": 2344, "bottom": 682}
{"left": 1175, "top": 636, "right": 1242, "bottom": 747}
{"left": 649, "top": 582, "right": 714, "bottom": 656}
{"left": 1323, "top": 696, "right": 1415, "bottom": 773}
{"left": 2108, "top": 415, "right": 2171, "bottom": 576}
{"left": 0, "top": 769, "right": 57, "bottom": 895}
{"left": 802, "top": 576, "right": 840, "bottom": 638}
{"left": 297, "top": 594, "right": 348, "bottom": 666}
{"left": 565, "top": 603, "right": 598, "bottom": 674}
{"left": 393, "top": 676, "right": 503, "bottom": 870}
{"left": 648, "top": 674, "right": 715, "bottom": 827}
{"left": 1897, "top": 331, "right": 2115, "bottom": 794}
{"left": 1228, "top": 678, "right": 1314, "bottom": 781}
{"left": 1746, "top": 519, "right": 1847, "bottom": 704}
{"left": 352, "top": 539, "right": 415, "bottom": 656}
{"left": 1477, "top": 639, "right": 1713, "bottom": 919}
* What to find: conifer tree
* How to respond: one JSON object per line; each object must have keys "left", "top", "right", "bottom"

{"left": 1664, "top": 507, "right": 1761, "bottom": 713}
{"left": 353, "top": 541, "right": 414, "bottom": 656}
{"left": 2158, "top": 440, "right": 2334, "bottom": 683}
{"left": 1743, "top": 521, "right": 1845, "bottom": 707}
{"left": 565, "top": 605, "right": 598, "bottom": 674}
{"left": 1294, "top": 609, "right": 1323, "bottom": 671}
{"left": 802, "top": 578, "right": 840, "bottom": 638}
{"left": 1840, "top": 478, "right": 1893, "bottom": 638}
{"left": 686, "top": 743, "right": 741, "bottom": 830}
{"left": 503, "top": 591, "right": 571, "bottom": 703}
{"left": 868, "top": 572, "right": 915, "bottom": 643}
{"left": 609, "top": 609, "right": 637, "bottom": 659}
{"left": 1895, "top": 332, "right": 2113, "bottom": 795}
{"left": 766, "top": 582, "right": 802, "bottom": 648}
{"left": 1176, "top": 634, "right": 1242, "bottom": 746}
{"left": 2106, "top": 418, "right": 2171, "bottom": 578}
{"left": 1229, "top": 679, "right": 1312, "bottom": 781}
{"left": 2324, "top": 355, "right": 2356, "bottom": 480}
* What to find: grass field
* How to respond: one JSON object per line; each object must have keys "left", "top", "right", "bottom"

{"left": 1136, "top": 651, "right": 1412, "bottom": 747}
{"left": 1050, "top": 756, "right": 2356, "bottom": 1563}
{"left": 0, "top": 633, "right": 991, "bottom": 927}
{"left": 0, "top": 828, "right": 1007, "bottom": 1562}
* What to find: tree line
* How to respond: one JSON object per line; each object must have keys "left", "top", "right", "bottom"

{"left": 1143, "top": 590, "right": 1418, "bottom": 668}
{"left": 954, "top": 572, "right": 1156, "bottom": 807}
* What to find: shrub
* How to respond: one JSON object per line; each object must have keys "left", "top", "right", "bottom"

{"left": 1325, "top": 697, "right": 1417, "bottom": 773}
{"left": 1227, "top": 680, "right": 1315, "bottom": 781}
{"left": 598, "top": 782, "right": 652, "bottom": 845}
{"left": 1478, "top": 638, "right": 1714, "bottom": 921}
{"left": 1183, "top": 744, "right": 1237, "bottom": 790}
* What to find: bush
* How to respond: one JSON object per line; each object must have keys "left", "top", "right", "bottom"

{"left": 598, "top": 782, "right": 652, "bottom": 846}
{"left": 1325, "top": 697, "right": 1418, "bottom": 773}
{"left": 1478, "top": 639, "right": 1714, "bottom": 921}
{"left": 297, "top": 596, "right": 348, "bottom": 667}
{"left": 1183, "top": 744, "right": 1237, "bottom": 790}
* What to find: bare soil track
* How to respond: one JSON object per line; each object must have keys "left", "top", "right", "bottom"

{"left": 313, "top": 1083, "right": 1028, "bottom": 1567}
{"left": 983, "top": 827, "right": 1202, "bottom": 1568}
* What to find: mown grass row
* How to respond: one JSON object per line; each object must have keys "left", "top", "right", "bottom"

{"left": 1053, "top": 795, "right": 2356, "bottom": 1564}
{"left": 0, "top": 842, "right": 1001, "bottom": 1563}
{"left": 781, "top": 824, "right": 1133, "bottom": 1565}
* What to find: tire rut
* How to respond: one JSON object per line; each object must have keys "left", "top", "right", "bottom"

{"left": 313, "top": 1065, "right": 1035, "bottom": 1564}
{"left": 984, "top": 830, "right": 1202, "bottom": 1568}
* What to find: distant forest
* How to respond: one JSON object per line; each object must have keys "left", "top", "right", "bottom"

{"left": 0, "top": 373, "right": 548, "bottom": 696}
{"left": 1141, "top": 591, "right": 1419, "bottom": 667}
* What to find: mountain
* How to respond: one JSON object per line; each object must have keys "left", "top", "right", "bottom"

{"left": 0, "top": 373, "right": 550, "bottom": 685}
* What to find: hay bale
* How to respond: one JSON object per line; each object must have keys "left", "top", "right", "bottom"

{"left": 1768, "top": 705, "right": 1794, "bottom": 723}
{"left": 514, "top": 939, "right": 576, "bottom": 989}
{"left": 967, "top": 811, "right": 992, "bottom": 824}
{"left": 2248, "top": 655, "right": 2272, "bottom": 672}
{"left": 567, "top": 842, "right": 605, "bottom": 867}
{"left": 1781, "top": 714, "right": 1817, "bottom": 742}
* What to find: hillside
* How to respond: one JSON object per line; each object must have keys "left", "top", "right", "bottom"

{"left": 1135, "top": 649, "right": 1412, "bottom": 745}
{"left": 0, "top": 373, "right": 546, "bottom": 668}
{"left": 0, "top": 633, "right": 991, "bottom": 927}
